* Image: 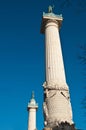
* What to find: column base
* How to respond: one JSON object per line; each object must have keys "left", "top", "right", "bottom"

{"left": 43, "top": 122, "right": 77, "bottom": 130}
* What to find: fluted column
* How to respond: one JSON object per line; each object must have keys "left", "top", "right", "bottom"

{"left": 45, "top": 20, "right": 66, "bottom": 87}
{"left": 41, "top": 11, "right": 73, "bottom": 128}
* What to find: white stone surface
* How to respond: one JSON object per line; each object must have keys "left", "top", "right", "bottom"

{"left": 44, "top": 90, "right": 73, "bottom": 126}
{"left": 41, "top": 17, "right": 73, "bottom": 127}
{"left": 28, "top": 109, "right": 36, "bottom": 130}
{"left": 27, "top": 94, "right": 38, "bottom": 130}
{"left": 45, "top": 21, "right": 66, "bottom": 87}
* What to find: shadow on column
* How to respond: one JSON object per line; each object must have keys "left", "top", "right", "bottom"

{"left": 52, "top": 122, "right": 76, "bottom": 130}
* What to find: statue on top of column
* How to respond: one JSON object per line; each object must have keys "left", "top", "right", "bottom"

{"left": 48, "top": 5, "right": 54, "bottom": 13}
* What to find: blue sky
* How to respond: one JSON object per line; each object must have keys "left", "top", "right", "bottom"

{"left": 0, "top": 0, "right": 86, "bottom": 130}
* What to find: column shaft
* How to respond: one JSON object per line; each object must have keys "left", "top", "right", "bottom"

{"left": 45, "top": 21, "right": 66, "bottom": 87}
{"left": 28, "top": 109, "right": 36, "bottom": 130}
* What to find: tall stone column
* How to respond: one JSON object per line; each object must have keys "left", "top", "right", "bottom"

{"left": 45, "top": 20, "right": 66, "bottom": 86}
{"left": 41, "top": 6, "right": 75, "bottom": 129}
{"left": 27, "top": 92, "right": 38, "bottom": 130}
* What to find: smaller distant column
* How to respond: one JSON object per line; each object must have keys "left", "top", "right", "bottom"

{"left": 27, "top": 92, "right": 38, "bottom": 130}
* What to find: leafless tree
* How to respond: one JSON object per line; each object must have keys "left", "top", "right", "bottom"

{"left": 79, "top": 45, "right": 86, "bottom": 115}
{"left": 54, "top": 0, "right": 86, "bottom": 13}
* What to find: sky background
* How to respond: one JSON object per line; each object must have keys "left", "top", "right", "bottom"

{"left": 0, "top": 0, "right": 86, "bottom": 130}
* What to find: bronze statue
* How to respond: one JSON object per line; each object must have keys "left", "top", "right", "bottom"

{"left": 48, "top": 5, "right": 54, "bottom": 13}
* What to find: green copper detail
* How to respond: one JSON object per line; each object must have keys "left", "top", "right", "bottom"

{"left": 27, "top": 91, "right": 38, "bottom": 109}
{"left": 32, "top": 91, "right": 35, "bottom": 99}
{"left": 48, "top": 5, "right": 54, "bottom": 13}
{"left": 42, "top": 5, "right": 62, "bottom": 19}
{"left": 43, "top": 12, "right": 62, "bottom": 18}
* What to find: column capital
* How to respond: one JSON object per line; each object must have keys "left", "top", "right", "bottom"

{"left": 27, "top": 92, "right": 38, "bottom": 111}
{"left": 40, "top": 12, "right": 63, "bottom": 34}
